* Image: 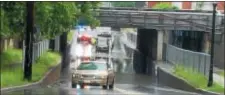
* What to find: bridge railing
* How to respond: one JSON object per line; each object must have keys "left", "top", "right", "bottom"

{"left": 163, "top": 43, "right": 210, "bottom": 77}
{"left": 95, "top": 8, "right": 224, "bottom": 33}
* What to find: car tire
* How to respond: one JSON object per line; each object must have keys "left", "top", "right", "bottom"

{"left": 102, "top": 78, "right": 108, "bottom": 90}
{"left": 109, "top": 78, "right": 114, "bottom": 89}
{"left": 71, "top": 83, "right": 77, "bottom": 88}
{"left": 102, "top": 85, "right": 107, "bottom": 90}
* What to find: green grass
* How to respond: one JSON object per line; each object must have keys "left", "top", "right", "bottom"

{"left": 173, "top": 64, "right": 224, "bottom": 94}
{"left": 217, "top": 70, "right": 224, "bottom": 77}
{"left": 67, "top": 30, "right": 74, "bottom": 43}
{"left": 0, "top": 48, "right": 22, "bottom": 66}
{"left": 1, "top": 49, "right": 60, "bottom": 88}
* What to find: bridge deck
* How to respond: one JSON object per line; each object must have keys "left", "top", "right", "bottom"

{"left": 95, "top": 7, "right": 224, "bottom": 33}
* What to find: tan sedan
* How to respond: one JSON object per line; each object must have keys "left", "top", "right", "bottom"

{"left": 71, "top": 60, "right": 115, "bottom": 89}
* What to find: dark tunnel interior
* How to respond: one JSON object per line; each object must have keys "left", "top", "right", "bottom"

{"left": 133, "top": 29, "right": 158, "bottom": 76}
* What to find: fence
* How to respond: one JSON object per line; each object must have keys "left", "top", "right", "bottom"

{"left": 164, "top": 43, "right": 210, "bottom": 77}
{"left": 22, "top": 36, "right": 61, "bottom": 68}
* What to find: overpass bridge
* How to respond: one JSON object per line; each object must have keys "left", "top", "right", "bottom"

{"left": 94, "top": 7, "right": 224, "bottom": 33}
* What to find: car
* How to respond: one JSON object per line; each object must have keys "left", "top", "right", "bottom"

{"left": 71, "top": 60, "right": 115, "bottom": 89}
{"left": 96, "top": 37, "right": 110, "bottom": 53}
{"left": 98, "top": 31, "right": 112, "bottom": 38}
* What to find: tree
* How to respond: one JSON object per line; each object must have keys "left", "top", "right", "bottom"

{"left": 1, "top": 2, "right": 101, "bottom": 40}
{"left": 195, "top": 2, "right": 204, "bottom": 10}
{"left": 152, "top": 2, "right": 179, "bottom": 10}
{"left": 111, "top": 2, "right": 136, "bottom": 7}
{"left": 78, "top": 1, "right": 100, "bottom": 28}
{"left": 1, "top": 2, "right": 26, "bottom": 39}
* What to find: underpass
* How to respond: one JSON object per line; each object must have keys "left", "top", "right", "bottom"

{"left": 1, "top": 29, "right": 200, "bottom": 95}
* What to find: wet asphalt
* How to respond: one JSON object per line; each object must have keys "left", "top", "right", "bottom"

{"left": 1, "top": 31, "right": 200, "bottom": 95}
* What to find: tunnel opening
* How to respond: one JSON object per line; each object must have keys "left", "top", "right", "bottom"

{"left": 133, "top": 29, "right": 158, "bottom": 76}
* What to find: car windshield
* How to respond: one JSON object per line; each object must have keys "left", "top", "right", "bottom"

{"left": 77, "top": 62, "right": 107, "bottom": 70}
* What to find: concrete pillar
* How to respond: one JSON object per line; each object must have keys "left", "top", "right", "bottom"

{"left": 163, "top": 30, "right": 169, "bottom": 44}
{"left": 202, "top": 33, "right": 210, "bottom": 54}
{"left": 157, "top": 30, "right": 164, "bottom": 61}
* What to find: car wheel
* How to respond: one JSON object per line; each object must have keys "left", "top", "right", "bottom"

{"left": 109, "top": 78, "right": 114, "bottom": 89}
{"left": 71, "top": 83, "right": 77, "bottom": 88}
{"left": 102, "top": 85, "right": 107, "bottom": 90}
{"left": 102, "top": 78, "right": 108, "bottom": 90}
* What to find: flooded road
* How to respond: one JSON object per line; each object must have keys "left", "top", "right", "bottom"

{"left": 1, "top": 31, "right": 199, "bottom": 95}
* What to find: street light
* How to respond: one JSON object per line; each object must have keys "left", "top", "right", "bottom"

{"left": 207, "top": 2, "right": 217, "bottom": 87}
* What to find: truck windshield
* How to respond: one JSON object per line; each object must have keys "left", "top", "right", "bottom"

{"left": 77, "top": 62, "right": 107, "bottom": 70}
{"left": 97, "top": 38, "right": 108, "bottom": 47}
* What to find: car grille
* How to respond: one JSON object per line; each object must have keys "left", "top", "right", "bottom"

{"left": 82, "top": 75, "right": 95, "bottom": 78}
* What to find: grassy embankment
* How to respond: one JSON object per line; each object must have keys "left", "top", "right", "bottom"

{"left": 0, "top": 48, "right": 60, "bottom": 88}
{"left": 217, "top": 70, "right": 224, "bottom": 77}
{"left": 173, "top": 64, "right": 224, "bottom": 94}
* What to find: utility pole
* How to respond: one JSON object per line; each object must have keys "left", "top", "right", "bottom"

{"left": 207, "top": 2, "right": 217, "bottom": 87}
{"left": 24, "top": 1, "right": 34, "bottom": 81}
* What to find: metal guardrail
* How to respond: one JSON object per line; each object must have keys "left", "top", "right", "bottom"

{"left": 22, "top": 36, "right": 60, "bottom": 68}
{"left": 164, "top": 43, "right": 210, "bottom": 77}
{"left": 99, "top": 7, "right": 216, "bottom": 13}
{"left": 95, "top": 8, "right": 224, "bottom": 33}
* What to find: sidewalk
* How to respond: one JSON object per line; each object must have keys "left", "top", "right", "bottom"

{"left": 155, "top": 61, "right": 224, "bottom": 87}
{"left": 213, "top": 67, "right": 224, "bottom": 87}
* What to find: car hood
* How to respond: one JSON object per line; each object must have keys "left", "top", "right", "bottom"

{"left": 75, "top": 70, "right": 107, "bottom": 75}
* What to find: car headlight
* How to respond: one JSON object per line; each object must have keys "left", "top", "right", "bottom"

{"left": 73, "top": 74, "right": 81, "bottom": 78}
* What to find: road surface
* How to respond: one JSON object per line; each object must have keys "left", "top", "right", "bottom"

{"left": 1, "top": 30, "right": 199, "bottom": 95}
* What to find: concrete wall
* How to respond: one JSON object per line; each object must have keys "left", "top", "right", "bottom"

{"left": 202, "top": 32, "right": 224, "bottom": 69}
{"left": 157, "top": 30, "right": 164, "bottom": 61}
{"left": 214, "top": 34, "right": 224, "bottom": 69}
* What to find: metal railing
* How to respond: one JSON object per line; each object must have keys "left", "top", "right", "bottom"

{"left": 95, "top": 8, "right": 224, "bottom": 33}
{"left": 32, "top": 40, "right": 50, "bottom": 63}
{"left": 164, "top": 43, "right": 210, "bottom": 77}
{"left": 126, "top": 32, "right": 137, "bottom": 46}
{"left": 22, "top": 36, "right": 61, "bottom": 67}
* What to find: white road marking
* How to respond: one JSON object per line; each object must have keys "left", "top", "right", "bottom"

{"left": 114, "top": 87, "right": 146, "bottom": 95}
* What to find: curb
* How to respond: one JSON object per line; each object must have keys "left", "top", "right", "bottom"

{"left": 1, "top": 60, "right": 61, "bottom": 93}
{"left": 157, "top": 67, "right": 223, "bottom": 95}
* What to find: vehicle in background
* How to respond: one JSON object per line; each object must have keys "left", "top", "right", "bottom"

{"left": 70, "top": 32, "right": 95, "bottom": 71}
{"left": 98, "top": 31, "right": 112, "bottom": 38}
{"left": 96, "top": 37, "right": 110, "bottom": 53}
{"left": 71, "top": 60, "right": 115, "bottom": 90}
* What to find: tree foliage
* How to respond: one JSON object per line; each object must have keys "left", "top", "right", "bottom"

{"left": 111, "top": 2, "right": 136, "bottom": 7}
{"left": 0, "top": 2, "right": 100, "bottom": 40}
{"left": 152, "top": 2, "right": 179, "bottom": 10}
{"left": 0, "top": 2, "right": 26, "bottom": 39}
